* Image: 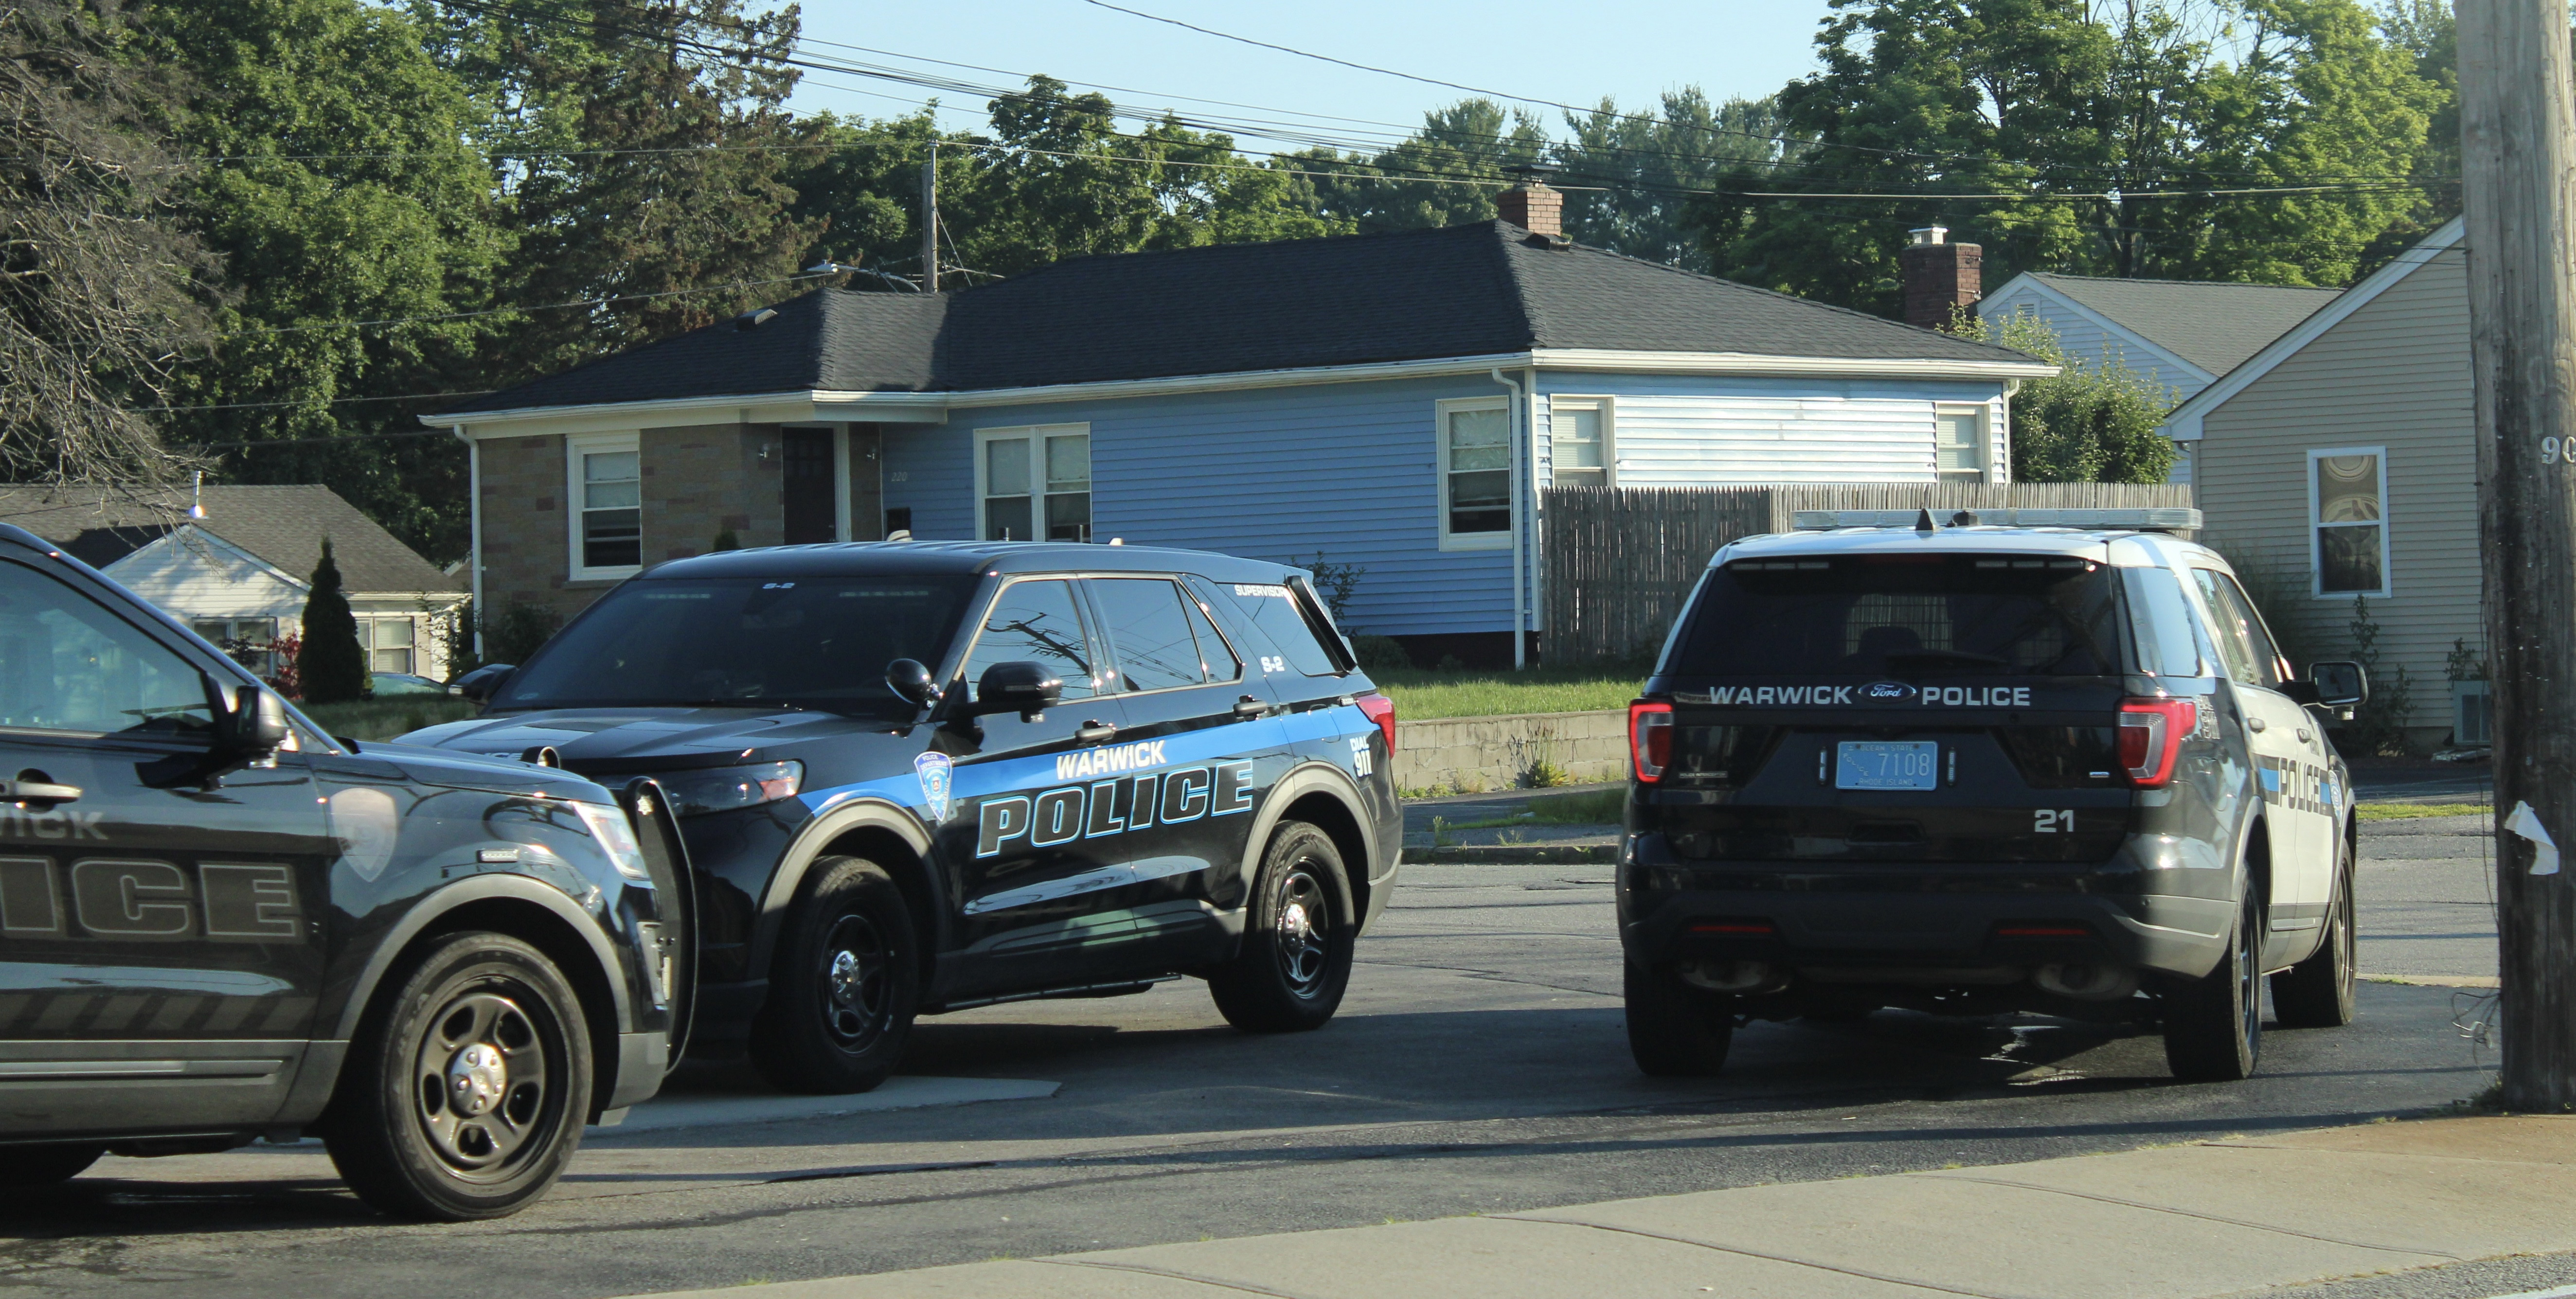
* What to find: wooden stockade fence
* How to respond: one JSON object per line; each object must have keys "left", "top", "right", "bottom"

{"left": 1540, "top": 482, "right": 2196, "bottom": 666}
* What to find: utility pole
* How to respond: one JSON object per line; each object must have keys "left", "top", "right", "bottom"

{"left": 921, "top": 145, "right": 940, "bottom": 294}
{"left": 2463, "top": 0, "right": 2576, "bottom": 1110}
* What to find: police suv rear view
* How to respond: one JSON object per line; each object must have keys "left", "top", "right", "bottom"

{"left": 1617, "top": 508, "right": 2368, "bottom": 1083}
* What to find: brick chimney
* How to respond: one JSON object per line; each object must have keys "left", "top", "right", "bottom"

{"left": 1899, "top": 226, "right": 1982, "bottom": 331}
{"left": 1497, "top": 168, "right": 1563, "bottom": 239}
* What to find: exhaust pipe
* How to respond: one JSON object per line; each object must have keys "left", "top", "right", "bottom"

{"left": 1677, "top": 960, "right": 1782, "bottom": 994}
{"left": 2034, "top": 963, "right": 2139, "bottom": 1001}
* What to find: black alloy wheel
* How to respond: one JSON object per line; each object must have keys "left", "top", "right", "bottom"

{"left": 750, "top": 856, "right": 920, "bottom": 1094}
{"left": 1209, "top": 820, "right": 1356, "bottom": 1032}
{"left": 0, "top": 1143, "right": 104, "bottom": 1190}
{"left": 2273, "top": 837, "right": 2359, "bottom": 1028}
{"left": 2165, "top": 884, "right": 2264, "bottom": 1082}
{"left": 1624, "top": 962, "right": 1735, "bottom": 1077}
{"left": 325, "top": 931, "right": 591, "bottom": 1220}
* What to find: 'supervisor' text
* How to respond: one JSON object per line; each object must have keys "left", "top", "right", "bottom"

{"left": 977, "top": 762, "right": 1254, "bottom": 858}
{"left": 1685, "top": 685, "right": 2037, "bottom": 708}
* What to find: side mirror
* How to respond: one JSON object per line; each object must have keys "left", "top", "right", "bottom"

{"left": 454, "top": 663, "right": 517, "bottom": 702}
{"left": 886, "top": 658, "right": 942, "bottom": 709}
{"left": 2308, "top": 660, "right": 2370, "bottom": 710}
{"left": 226, "top": 684, "right": 289, "bottom": 757}
{"left": 969, "top": 661, "right": 1062, "bottom": 721}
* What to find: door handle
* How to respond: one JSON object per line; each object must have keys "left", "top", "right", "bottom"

{"left": 1074, "top": 720, "right": 1116, "bottom": 745}
{"left": 2247, "top": 717, "right": 2267, "bottom": 733}
{"left": 1233, "top": 695, "right": 1268, "bottom": 719}
{"left": 2, "top": 779, "right": 79, "bottom": 805}
{"left": 2296, "top": 728, "right": 2314, "bottom": 745}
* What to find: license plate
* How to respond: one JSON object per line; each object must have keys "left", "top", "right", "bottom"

{"left": 1836, "top": 741, "right": 1939, "bottom": 791}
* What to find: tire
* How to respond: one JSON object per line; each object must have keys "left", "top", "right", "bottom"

{"left": 1625, "top": 961, "right": 1735, "bottom": 1077}
{"left": 1208, "top": 820, "right": 1356, "bottom": 1033}
{"left": 750, "top": 856, "right": 920, "bottom": 1094}
{"left": 0, "top": 1143, "right": 103, "bottom": 1189}
{"left": 2165, "top": 885, "right": 2264, "bottom": 1082}
{"left": 323, "top": 931, "right": 591, "bottom": 1221}
{"left": 2273, "top": 836, "right": 2358, "bottom": 1029}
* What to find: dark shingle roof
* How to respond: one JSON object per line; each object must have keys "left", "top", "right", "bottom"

{"left": 444, "top": 223, "right": 2038, "bottom": 416}
{"left": 2018, "top": 272, "right": 2343, "bottom": 378}
{"left": 0, "top": 485, "right": 461, "bottom": 594}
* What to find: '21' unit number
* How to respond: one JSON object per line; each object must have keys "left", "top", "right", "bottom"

{"left": 2033, "top": 809, "right": 2075, "bottom": 834}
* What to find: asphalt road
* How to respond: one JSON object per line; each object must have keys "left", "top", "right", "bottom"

{"left": 0, "top": 823, "right": 2500, "bottom": 1299}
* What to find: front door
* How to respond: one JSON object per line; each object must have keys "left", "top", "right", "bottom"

{"left": 931, "top": 577, "right": 1131, "bottom": 996}
{"left": 2190, "top": 567, "right": 2334, "bottom": 951}
{"left": 0, "top": 557, "right": 335, "bottom": 1135}
{"left": 782, "top": 428, "right": 837, "bottom": 544}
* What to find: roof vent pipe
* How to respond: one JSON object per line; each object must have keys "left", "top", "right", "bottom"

{"left": 735, "top": 307, "right": 778, "bottom": 331}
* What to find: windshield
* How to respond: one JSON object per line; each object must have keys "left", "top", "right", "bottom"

{"left": 493, "top": 575, "right": 979, "bottom": 714}
{"left": 1664, "top": 554, "right": 2126, "bottom": 678}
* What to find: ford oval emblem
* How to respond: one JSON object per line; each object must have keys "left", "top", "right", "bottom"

{"left": 1862, "top": 680, "right": 1916, "bottom": 702}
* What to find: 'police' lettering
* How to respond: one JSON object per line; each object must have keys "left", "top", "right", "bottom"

{"left": 0, "top": 856, "right": 60, "bottom": 936}
{"left": 1162, "top": 768, "right": 1212, "bottom": 823}
{"left": 1030, "top": 789, "right": 1084, "bottom": 847}
{"left": 71, "top": 859, "right": 191, "bottom": 939}
{"left": 976, "top": 796, "right": 1032, "bottom": 858}
{"left": 1211, "top": 762, "right": 1255, "bottom": 817}
{"left": 199, "top": 863, "right": 301, "bottom": 941}
{"left": 1084, "top": 781, "right": 1126, "bottom": 838}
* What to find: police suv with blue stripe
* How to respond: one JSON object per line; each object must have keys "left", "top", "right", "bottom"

{"left": 1619, "top": 508, "right": 2368, "bottom": 1084}
{"left": 416, "top": 542, "right": 1401, "bottom": 1093}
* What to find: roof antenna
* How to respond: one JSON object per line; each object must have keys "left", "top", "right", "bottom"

{"left": 189, "top": 470, "right": 205, "bottom": 520}
{"left": 1915, "top": 506, "right": 1939, "bottom": 532}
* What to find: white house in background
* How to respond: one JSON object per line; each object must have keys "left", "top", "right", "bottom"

{"left": 0, "top": 484, "right": 466, "bottom": 683}
{"left": 1979, "top": 272, "right": 2344, "bottom": 484}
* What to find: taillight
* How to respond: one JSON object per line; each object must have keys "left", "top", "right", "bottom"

{"left": 1356, "top": 692, "right": 1397, "bottom": 753}
{"left": 1630, "top": 701, "right": 1673, "bottom": 783}
{"left": 2117, "top": 698, "right": 2196, "bottom": 788}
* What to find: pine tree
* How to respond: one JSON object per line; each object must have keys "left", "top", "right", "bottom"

{"left": 298, "top": 539, "right": 367, "bottom": 704}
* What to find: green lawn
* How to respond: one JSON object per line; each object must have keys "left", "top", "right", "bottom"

{"left": 2355, "top": 801, "right": 2490, "bottom": 822}
{"left": 1369, "top": 668, "right": 1640, "bottom": 721}
{"left": 303, "top": 697, "right": 481, "bottom": 742}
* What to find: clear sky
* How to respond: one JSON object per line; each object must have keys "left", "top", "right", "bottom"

{"left": 786, "top": 0, "right": 1835, "bottom": 155}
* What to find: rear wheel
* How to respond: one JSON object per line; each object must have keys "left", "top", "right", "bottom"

{"left": 1625, "top": 961, "right": 1734, "bottom": 1077}
{"left": 324, "top": 931, "right": 591, "bottom": 1220}
{"left": 2273, "top": 837, "right": 2358, "bottom": 1028}
{"left": 1209, "top": 821, "right": 1355, "bottom": 1032}
{"left": 750, "top": 856, "right": 920, "bottom": 1094}
{"left": 0, "top": 1143, "right": 103, "bottom": 1189}
{"left": 2165, "top": 886, "right": 2263, "bottom": 1082}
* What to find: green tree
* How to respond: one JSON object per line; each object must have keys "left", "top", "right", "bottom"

{"left": 1555, "top": 90, "right": 1799, "bottom": 271}
{"left": 148, "top": 0, "right": 510, "bottom": 561}
{"left": 298, "top": 539, "right": 367, "bottom": 704}
{"left": 1947, "top": 313, "right": 2180, "bottom": 482}
{"left": 1295, "top": 99, "right": 1549, "bottom": 233}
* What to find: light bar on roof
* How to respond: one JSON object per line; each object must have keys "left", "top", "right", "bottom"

{"left": 1789, "top": 507, "right": 2203, "bottom": 532}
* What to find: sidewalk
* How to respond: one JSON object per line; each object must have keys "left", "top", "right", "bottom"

{"left": 624, "top": 1114, "right": 2576, "bottom": 1299}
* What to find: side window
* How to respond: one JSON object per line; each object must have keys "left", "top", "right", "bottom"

{"left": 0, "top": 562, "right": 216, "bottom": 737}
{"left": 2122, "top": 567, "right": 2205, "bottom": 678}
{"left": 1198, "top": 577, "right": 1350, "bottom": 677}
{"left": 1088, "top": 578, "right": 1207, "bottom": 694}
{"left": 2190, "top": 569, "right": 2283, "bottom": 689}
{"left": 961, "top": 579, "right": 1098, "bottom": 701}
{"left": 1183, "top": 587, "right": 1242, "bottom": 682}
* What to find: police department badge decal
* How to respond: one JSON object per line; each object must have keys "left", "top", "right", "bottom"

{"left": 913, "top": 751, "right": 954, "bottom": 822}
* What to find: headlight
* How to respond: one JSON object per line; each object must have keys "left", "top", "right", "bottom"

{"left": 657, "top": 760, "right": 804, "bottom": 818}
{"left": 572, "top": 801, "right": 651, "bottom": 880}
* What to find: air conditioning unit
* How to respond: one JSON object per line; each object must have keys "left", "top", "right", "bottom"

{"left": 2452, "top": 678, "right": 2493, "bottom": 747}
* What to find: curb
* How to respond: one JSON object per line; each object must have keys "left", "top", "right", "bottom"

{"left": 1401, "top": 845, "right": 1618, "bottom": 864}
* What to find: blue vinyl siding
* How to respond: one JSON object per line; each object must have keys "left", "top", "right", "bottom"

{"left": 875, "top": 368, "right": 2016, "bottom": 639}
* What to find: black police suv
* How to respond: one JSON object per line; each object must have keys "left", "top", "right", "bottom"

{"left": 0, "top": 524, "right": 687, "bottom": 1219}
{"left": 1618, "top": 510, "right": 2368, "bottom": 1083}
{"left": 412, "top": 541, "right": 1401, "bottom": 1094}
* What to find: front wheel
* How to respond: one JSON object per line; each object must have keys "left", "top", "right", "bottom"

{"left": 1209, "top": 820, "right": 1355, "bottom": 1032}
{"left": 1625, "top": 962, "right": 1734, "bottom": 1077}
{"left": 2273, "top": 837, "right": 2358, "bottom": 1028}
{"left": 323, "top": 931, "right": 591, "bottom": 1220}
{"left": 2165, "top": 886, "right": 2263, "bottom": 1082}
{"left": 750, "top": 856, "right": 921, "bottom": 1094}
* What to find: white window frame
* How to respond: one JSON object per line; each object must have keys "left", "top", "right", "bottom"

{"left": 1435, "top": 396, "right": 1514, "bottom": 552}
{"left": 973, "top": 423, "right": 1092, "bottom": 543}
{"left": 2308, "top": 445, "right": 2392, "bottom": 599}
{"left": 1546, "top": 394, "right": 1616, "bottom": 489}
{"left": 1934, "top": 403, "right": 1991, "bottom": 483}
{"left": 355, "top": 615, "right": 418, "bottom": 676}
{"left": 566, "top": 431, "right": 643, "bottom": 582}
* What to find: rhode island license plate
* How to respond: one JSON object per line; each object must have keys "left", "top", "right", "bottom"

{"left": 1835, "top": 740, "right": 1939, "bottom": 791}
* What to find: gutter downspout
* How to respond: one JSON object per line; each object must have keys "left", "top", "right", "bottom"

{"left": 1491, "top": 368, "right": 1526, "bottom": 670}
{"left": 456, "top": 426, "right": 482, "bottom": 660}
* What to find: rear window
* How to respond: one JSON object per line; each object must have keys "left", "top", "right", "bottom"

{"left": 1194, "top": 577, "right": 1352, "bottom": 677}
{"left": 1664, "top": 554, "right": 2125, "bottom": 678}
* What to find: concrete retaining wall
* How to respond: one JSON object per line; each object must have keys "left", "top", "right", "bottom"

{"left": 1391, "top": 709, "right": 1627, "bottom": 794}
